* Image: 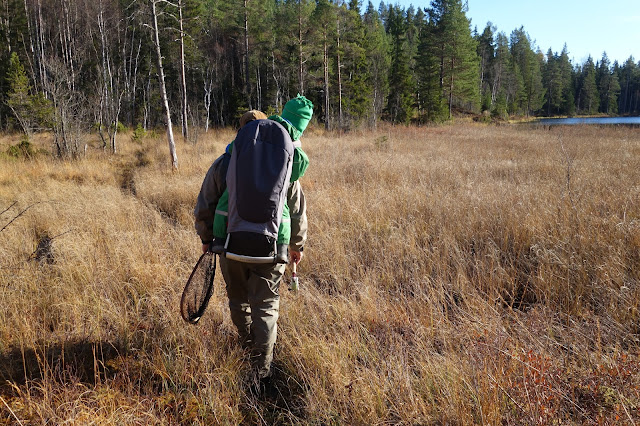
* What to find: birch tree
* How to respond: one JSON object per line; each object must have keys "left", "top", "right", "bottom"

{"left": 149, "top": 0, "right": 178, "bottom": 169}
{"left": 95, "top": 0, "right": 124, "bottom": 153}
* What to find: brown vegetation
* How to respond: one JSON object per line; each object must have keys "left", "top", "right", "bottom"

{"left": 1, "top": 124, "right": 639, "bottom": 424}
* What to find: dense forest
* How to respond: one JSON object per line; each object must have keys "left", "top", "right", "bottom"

{"left": 1, "top": 0, "right": 639, "bottom": 155}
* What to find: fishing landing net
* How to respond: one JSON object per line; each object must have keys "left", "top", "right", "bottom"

{"left": 180, "top": 251, "right": 216, "bottom": 324}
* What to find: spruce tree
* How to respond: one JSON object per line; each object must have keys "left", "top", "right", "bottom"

{"left": 384, "top": 5, "right": 414, "bottom": 123}
{"left": 558, "top": 45, "right": 575, "bottom": 116}
{"left": 5, "top": 52, "right": 51, "bottom": 136}
{"left": 309, "top": 0, "right": 335, "bottom": 128}
{"left": 578, "top": 56, "right": 599, "bottom": 114}
{"left": 6, "top": 51, "right": 32, "bottom": 135}
{"left": 542, "top": 46, "right": 573, "bottom": 116}
{"left": 0, "top": 0, "right": 29, "bottom": 128}
{"left": 339, "top": 2, "right": 372, "bottom": 127}
{"left": 427, "top": 0, "right": 480, "bottom": 118}
{"left": 597, "top": 53, "right": 620, "bottom": 114}
{"left": 490, "top": 31, "right": 511, "bottom": 118}
{"left": 415, "top": 11, "right": 447, "bottom": 121}
{"left": 509, "top": 27, "right": 545, "bottom": 116}
{"left": 617, "top": 57, "right": 639, "bottom": 114}
{"left": 363, "top": 1, "right": 390, "bottom": 127}
{"left": 508, "top": 59, "right": 527, "bottom": 114}
{"left": 476, "top": 23, "right": 496, "bottom": 112}
{"left": 543, "top": 49, "right": 562, "bottom": 115}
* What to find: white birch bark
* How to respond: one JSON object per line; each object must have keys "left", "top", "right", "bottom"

{"left": 151, "top": 0, "right": 178, "bottom": 170}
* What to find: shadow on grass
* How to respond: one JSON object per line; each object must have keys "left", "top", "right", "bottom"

{"left": 0, "top": 340, "right": 125, "bottom": 393}
{"left": 242, "top": 359, "right": 309, "bottom": 424}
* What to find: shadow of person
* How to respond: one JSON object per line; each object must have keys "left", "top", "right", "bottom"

{"left": 0, "top": 339, "right": 125, "bottom": 390}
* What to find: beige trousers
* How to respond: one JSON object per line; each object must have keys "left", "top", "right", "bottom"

{"left": 219, "top": 257, "right": 286, "bottom": 378}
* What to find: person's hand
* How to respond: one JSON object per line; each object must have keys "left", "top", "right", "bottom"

{"left": 290, "top": 250, "right": 303, "bottom": 265}
{"left": 202, "top": 243, "right": 210, "bottom": 254}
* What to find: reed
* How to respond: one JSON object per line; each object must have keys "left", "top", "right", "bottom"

{"left": 1, "top": 123, "right": 638, "bottom": 424}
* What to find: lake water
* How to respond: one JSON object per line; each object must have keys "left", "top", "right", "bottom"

{"left": 536, "top": 116, "right": 640, "bottom": 126}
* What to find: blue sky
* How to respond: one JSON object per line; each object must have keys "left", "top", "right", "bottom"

{"left": 384, "top": 0, "right": 640, "bottom": 65}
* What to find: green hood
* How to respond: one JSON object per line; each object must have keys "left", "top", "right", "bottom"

{"left": 269, "top": 115, "right": 302, "bottom": 141}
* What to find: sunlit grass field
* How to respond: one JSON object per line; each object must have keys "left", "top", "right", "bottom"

{"left": 1, "top": 123, "right": 639, "bottom": 424}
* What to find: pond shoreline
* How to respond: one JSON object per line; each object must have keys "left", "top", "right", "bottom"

{"left": 532, "top": 116, "right": 640, "bottom": 126}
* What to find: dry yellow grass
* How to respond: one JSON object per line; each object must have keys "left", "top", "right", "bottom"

{"left": 1, "top": 123, "right": 639, "bottom": 424}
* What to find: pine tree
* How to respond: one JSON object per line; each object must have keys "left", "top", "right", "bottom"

{"left": 427, "top": 0, "right": 480, "bottom": 118}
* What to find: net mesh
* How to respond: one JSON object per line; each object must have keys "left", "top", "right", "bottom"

{"left": 180, "top": 251, "right": 216, "bottom": 324}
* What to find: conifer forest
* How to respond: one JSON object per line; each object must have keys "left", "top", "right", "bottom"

{"left": 1, "top": 0, "right": 639, "bottom": 145}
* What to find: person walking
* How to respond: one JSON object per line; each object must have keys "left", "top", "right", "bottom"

{"left": 194, "top": 96, "right": 313, "bottom": 380}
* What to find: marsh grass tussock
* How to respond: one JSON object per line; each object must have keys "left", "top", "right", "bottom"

{"left": 1, "top": 124, "right": 639, "bottom": 424}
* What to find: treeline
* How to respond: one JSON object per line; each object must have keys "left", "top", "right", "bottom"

{"left": 1, "top": 0, "right": 639, "bottom": 152}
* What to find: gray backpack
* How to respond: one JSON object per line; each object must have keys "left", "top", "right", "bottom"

{"left": 224, "top": 119, "right": 293, "bottom": 263}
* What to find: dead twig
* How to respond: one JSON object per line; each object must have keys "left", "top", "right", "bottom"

{"left": 0, "top": 201, "right": 18, "bottom": 218}
{"left": 0, "top": 201, "right": 45, "bottom": 234}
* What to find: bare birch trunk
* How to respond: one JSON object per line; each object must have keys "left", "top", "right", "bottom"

{"left": 22, "top": 0, "right": 39, "bottom": 91}
{"left": 130, "top": 38, "right": 142, "bottom": 125}
{"left": 98, "top": 2, "right": 117, "bottom": 153}
{"left": 203, "top": 67, "right": 213, "bottom": 132}
{"left": 151, "top": 0, "right": 178, "bottom": 170}
{"left": 271, "top": 45, "right": 282, "bottom": 111}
